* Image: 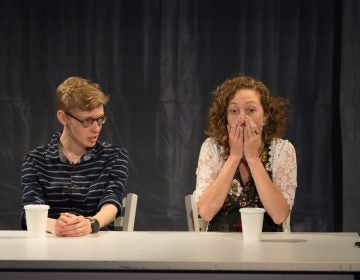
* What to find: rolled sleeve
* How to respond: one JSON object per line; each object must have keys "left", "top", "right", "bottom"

{"left": 98, "top": 148, "right": 129, "bottom": 217}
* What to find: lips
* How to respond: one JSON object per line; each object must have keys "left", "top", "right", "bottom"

{"left": 88, "top": 136, "right": 98, "bottom": 143}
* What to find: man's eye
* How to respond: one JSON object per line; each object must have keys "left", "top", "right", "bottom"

{"left": 83, "top": 118, "right": 93, "bottom": 125}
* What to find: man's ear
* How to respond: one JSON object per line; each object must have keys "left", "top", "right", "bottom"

{"left": 57, "top": 110, "right": 67, "bottom": 126}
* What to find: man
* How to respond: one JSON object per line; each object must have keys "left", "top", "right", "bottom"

{"left": 21, "top": 76, "right": 129, "bottom": 237}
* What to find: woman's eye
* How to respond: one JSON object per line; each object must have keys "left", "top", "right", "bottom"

{"left": 246, "top": 108, "right": 256, "bottom": 113}
{"left": 228, "top": 108, "right": 238, "bottom": 115}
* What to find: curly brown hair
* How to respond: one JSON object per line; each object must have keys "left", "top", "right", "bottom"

{"left": 205, "top": 75, "right": 290, "bottom": 158}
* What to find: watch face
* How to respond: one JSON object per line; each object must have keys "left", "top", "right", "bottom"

{"left": 91, "top": 219, "right": 100, "bottom": 233}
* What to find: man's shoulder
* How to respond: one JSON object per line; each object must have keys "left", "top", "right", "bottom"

{"left": 24, "top": 133, "right": 60, "bottom": 160}
{"left": 96, "top": 142, "right": 129, "bottom": 159}
{"left": 24, "top": 143, "right": 54, "bottom": 160}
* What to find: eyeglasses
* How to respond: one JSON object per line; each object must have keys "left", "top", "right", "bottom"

{"left": 65, "top": 112, "right": 107, "bottom": 128}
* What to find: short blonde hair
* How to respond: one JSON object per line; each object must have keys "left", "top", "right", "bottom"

{"left": 56, "top": 76, "right": 109, "bottom": 112}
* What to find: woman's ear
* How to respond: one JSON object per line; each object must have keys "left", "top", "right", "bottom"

{"left": 57, "top": 110, "right": 67, "bottom": 126}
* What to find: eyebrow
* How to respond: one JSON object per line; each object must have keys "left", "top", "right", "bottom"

{"left": 78, "top": 113, "right": 105, "bottom": 119}
{"left": 229, "top": 101, "right": 259, "bottom": 105}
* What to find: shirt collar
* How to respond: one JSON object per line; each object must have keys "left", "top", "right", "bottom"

{"left": 47, "top": 131, "right": 99, "bottom": 163}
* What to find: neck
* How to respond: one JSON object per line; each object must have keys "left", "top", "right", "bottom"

{"left": 59, "top": 129, "right": 86, "bottom": 164}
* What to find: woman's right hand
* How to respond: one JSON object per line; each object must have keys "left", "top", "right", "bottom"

{"left": 227, "top": 119, "right": 244, "bottom": 161}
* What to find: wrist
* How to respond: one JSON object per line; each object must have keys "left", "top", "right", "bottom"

{"left": 85, "top": 217, "right": 100, "bottom": 233}
{"left": 227, "top": 154, "right": 242, "bottom": 164}
{"left": 246, "top": 156, "right": 261, "bottom": 166}
{"left": 46, "top": 218, "right": 56, "bottom": 234}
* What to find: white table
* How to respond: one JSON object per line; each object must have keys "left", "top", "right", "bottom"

{"left": 0, "top": 231, "right": 359, "bottom": 280}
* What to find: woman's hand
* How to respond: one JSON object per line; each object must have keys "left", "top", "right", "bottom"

{"left": 243, "top": 117, "right": 262, "bottom": 161}
{"left": 227, "top": 119, "right": 244, "bottom": 161}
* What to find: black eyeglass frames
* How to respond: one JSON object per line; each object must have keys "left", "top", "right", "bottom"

{"left": 65, "top": 112, "right": 107, "bottom": 128}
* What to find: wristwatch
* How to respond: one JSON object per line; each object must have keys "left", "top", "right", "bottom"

{"left": 86, "top": 218, "right": 100, "bottom": 233}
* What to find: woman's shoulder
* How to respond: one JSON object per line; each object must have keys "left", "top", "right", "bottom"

{"left": 201, "top": 137, "right": 223, "bottom": 153}
{"left": 271, "top": 138, "right": 295, "bottom": 149}
{"left": 202, "top": 137, "right": 218, "bottom": 146}
{"left": 269, "top": 138, "right": 296, "bottom": 158}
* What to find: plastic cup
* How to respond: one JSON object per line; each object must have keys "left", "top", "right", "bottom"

{"left": 24, "top": 204, "right": 49, "bottom": 238}
{"left": 239, "top": 207, "right": 265, "bottom": 242}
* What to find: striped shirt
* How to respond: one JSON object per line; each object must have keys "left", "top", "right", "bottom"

{"left": 20, "top": 131, "right": 129, "bottom": 230}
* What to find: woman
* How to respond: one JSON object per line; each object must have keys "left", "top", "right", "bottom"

{"left": 193, "top": 75, "right": 297, "bottom": 232}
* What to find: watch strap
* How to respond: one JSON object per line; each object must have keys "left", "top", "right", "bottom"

{"left": 86, "top": 217, "right": 100, "bottom": 233}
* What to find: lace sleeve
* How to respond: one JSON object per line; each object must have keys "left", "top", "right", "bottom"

{"left": 269, "top": 139, "right": 297, "bottom": 209}
{"left": 193, "top": 138, "right": 224, "bottom": 203}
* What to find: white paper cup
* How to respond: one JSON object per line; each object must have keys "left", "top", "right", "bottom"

{"left": 24, "top": 204, "right": 49, "bottom": 238}
{"left": 239, "top": 207, "right": 265, "bottom": 242}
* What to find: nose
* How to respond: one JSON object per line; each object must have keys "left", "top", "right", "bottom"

{"left": 237, "top": 112, "right": 245, "bottom": 120}
{"left": 90, "top": 120, "right": 102, "bottom": 132}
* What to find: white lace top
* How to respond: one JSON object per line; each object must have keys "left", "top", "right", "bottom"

{"left": 193, "top": 137, "right": 297, "bottom": 232}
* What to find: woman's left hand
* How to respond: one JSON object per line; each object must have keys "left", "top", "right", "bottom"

{"left": 243, "top": 117, "right": 262, "bottom": 161}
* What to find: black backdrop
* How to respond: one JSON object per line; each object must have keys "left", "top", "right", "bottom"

{"left": 0, "top": 0, "right": 359, "bottom": 232}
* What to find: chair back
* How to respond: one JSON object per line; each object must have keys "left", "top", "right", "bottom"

{"left": 114, "top": 193, "right": 138, "bottom": 231}
{"left": 184, "top": 194, "right": 207, "bottom": 232}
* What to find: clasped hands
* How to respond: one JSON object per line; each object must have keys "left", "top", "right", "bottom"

{"left": 227, "top": 116, "right": 262, "bottom": 162}
{"left": 53, "top": 212, "right": 92, "bottom": 237}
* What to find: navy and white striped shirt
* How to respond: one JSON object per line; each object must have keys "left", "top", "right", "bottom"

{"left": 20, "top": 132, "right": 129, "bottom": 229}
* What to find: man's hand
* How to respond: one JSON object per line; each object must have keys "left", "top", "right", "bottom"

{"left": 54, "top": 212, "right": 91, "bottom": 237}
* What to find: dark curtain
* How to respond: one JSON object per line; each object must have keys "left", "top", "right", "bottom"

{"left": 0, "top": 0, "right": 357, "bottom": 231}
{"left": 340, "top": 0, "right": 360, "bottom": 231}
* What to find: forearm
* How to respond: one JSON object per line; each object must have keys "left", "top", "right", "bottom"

{"left": 91, "top": 203, "right": 118, "bottom": 228}
{"left": 247, "top": 157, "right": 290, "bottom": 224}
{"left": 197, "top": 155, "right": 240, "bottom": 221}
